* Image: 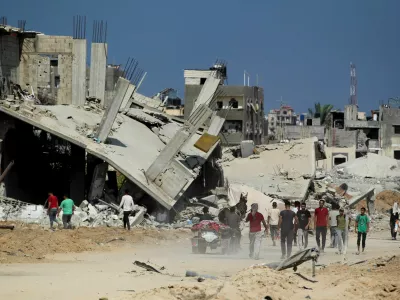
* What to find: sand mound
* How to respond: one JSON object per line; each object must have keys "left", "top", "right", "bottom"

{"left": 130, "top": 266, "right": 299, "bottom": 300}
{"left": 0, "top": 223, "right": 189, "bottom": 263}
{"left": 336, "top": 153, "right": 400, "bottom": 178}
{"left": 375, "top": 190, "right": 400, "bottom": 211}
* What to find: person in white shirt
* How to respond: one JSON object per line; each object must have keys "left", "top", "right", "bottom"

{"left": 267, "top": 202, "right": 281, "bottom": 246}
{"left": 119, "top": 189, "right": 135, "bottom": 230}
{"left": 329, "top": 204, "right": 340, "bottom": 248}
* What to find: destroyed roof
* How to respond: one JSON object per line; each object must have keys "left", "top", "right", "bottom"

{"left": 0, "top": 104, "right": 216, "bottom": 209}
{"left": 222, "top": 138, "right": 317, "bottom": 200}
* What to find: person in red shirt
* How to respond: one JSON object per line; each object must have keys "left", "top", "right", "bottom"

{"left": 245, "top": 203, "right": 268, "bottom": 260}
{"left": 314, "top": 200, "right": 329, "bottom": 252}
{"left": 47, "top": 192, "right": 60, "bottom": 230}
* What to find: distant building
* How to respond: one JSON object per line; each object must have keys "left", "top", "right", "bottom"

{"left": 154, "top": 88, "right": 184, "bottom": 118}
{"left": 267, "top": 105, "right": 297, "bottom": 136}
{"left": 184, "top": 65, "right": 264, "bottom": 145}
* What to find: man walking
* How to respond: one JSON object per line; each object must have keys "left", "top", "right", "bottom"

{"left": 329, "top": 203, "right": 340, "bottom": 248}
{"left": 267, "top": 202, "right": 280, "bottom": 246}
{"left": 278, "top": 201, "right": 298, "bottom": 259}
{"left": 355, "top": 207, "right": 370, "bottom": 255}
{"left": 296, "top": 202, "right": 311, "bottom": 250}
{"left": 292, "top": 201, "right": 300, "bottom": 246}
{"left": 225, "top": 206, "right": 241, "bottom": 252}
{"left": 58, "top": 195, "right": 75, "bottom": 229}
{"left": 314, "top": 200, "right": 329, "bottom": 252}
{"left": 119, "top": 189, "right": 135, "bottom": 230}
{"left": 47, "top": 192, "right": 60, "bottom": 230}
{"left": 245, "top": 203, "right": 268, "bottom": 260}
{"left": 335, "top": 208, "right": 348, "bottom": 254}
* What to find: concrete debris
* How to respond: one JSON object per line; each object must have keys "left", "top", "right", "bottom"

{"left": 222, "top": 138, "right": 317, "bottom": 200}
{"left": 332, "top": 153, "right": 400, "bottom": 179}
{"left": 0, "top": 195, "right": 152, "bottom": 228}
{"left": 240, "top": 140, "right": 255, "bottom": 158}
{"left": 125, "top": 108, "right": 164, "bottom": 126}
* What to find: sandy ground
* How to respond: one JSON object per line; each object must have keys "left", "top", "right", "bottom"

{"left": 0, "top": 224, "right": 399, "bottom": 300}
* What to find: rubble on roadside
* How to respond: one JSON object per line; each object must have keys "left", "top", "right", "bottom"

{"left": 0, "top": 196, "right": 152, "bottom": 229}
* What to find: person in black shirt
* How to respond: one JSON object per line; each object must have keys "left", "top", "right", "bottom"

{"left": 296, "top": 202, "right": 311, "bottom": 250}
{"left": 278, "top": 201, "right": 298, "bottom": 259}
{"left": 390, "top": 203, "right": 399, "bottom": 240}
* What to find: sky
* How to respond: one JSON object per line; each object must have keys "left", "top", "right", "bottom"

{"left": 5, "top": 0, "right": 400, "bottom": 113}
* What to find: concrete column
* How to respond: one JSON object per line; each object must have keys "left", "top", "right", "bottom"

{"left": 89, "top": 43, "right": 107, "bottom": 106}
{"left": 72, "top": 39, "right": 87, "bottom": 106}
{"left": 87, "top": 162, "right": 108, "bottom": 202}
{"left": 69, "top": 144, "right": 85, "bottom": 204}
{"left": 96, "top": 77, "right": 130, "bottom": 142}
{"left": 120, "top": 84, "right": 135, "bottom": 112}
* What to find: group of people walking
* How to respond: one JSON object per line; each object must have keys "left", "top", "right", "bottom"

{"left": 244, "top": 199, "right": 372, "bottom": 260}
{"left": 46, "top": 192, "right": 75, "bottom": 230}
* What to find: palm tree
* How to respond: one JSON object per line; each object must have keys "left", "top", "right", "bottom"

{"left": 308, "top": 102, "right": 333, "bottom": 125}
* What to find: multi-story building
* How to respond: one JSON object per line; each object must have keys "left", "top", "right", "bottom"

{"left": 267, "top": 105, "right": 297, "bottom": 136}
{"left": 184, "top": 65, "right": 264, "bottom": 145}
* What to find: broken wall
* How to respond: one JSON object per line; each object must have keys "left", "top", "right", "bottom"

{"left": 284, "top": 125, "right": 324, "bottom": 140}
{"left": 326, "top": 128, "right": 356, "bottom": 147}
{"left": 380, "top": 107, "right": 400, "bottom": 159}
{"left": 0, "top": 33, "right": 20, "bottom": 97}
{"left": 317, "top": 145, "right": 357, "bottom": 171}
{"left": 20, "top": 36, "right": 73, "bottom": 104}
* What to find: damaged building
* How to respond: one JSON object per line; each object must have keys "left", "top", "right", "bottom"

{"left": 0, "top": 21, "right": 227, "bottom": 223}
{"left": 184, "top": 65, "right": 265, "bottom": 146}
{"left": 321, "top": 102, "right": 400, "bottom": 170}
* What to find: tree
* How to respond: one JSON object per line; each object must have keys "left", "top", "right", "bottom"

{"left": 308, "top": 102, "right": 333, "bottom": 125}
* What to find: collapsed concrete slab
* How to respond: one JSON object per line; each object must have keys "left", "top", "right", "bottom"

{"left": 222, "top": 138, "right": 317, "bottom": 200}
{"left": 0, "top": 93, "right": 221, "bottom": 209}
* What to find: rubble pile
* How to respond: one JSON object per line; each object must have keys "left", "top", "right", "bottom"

{"left": 222, "top": 138, "right": 317, "bottom": 201}
{"left": 0, "top": 196, "right": 151, "bottom": 229}
{"left": 333, "top": 153, "right": 400, "bottom": 179}
{"left": 83, "top": 97, "right": 103, "bottom": 114}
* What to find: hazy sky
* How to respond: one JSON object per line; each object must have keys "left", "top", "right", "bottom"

{"left": 6, "top": 0, "right": 400, "bottom": 113}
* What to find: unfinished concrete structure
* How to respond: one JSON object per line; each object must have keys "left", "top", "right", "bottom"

{"left": 72, "top": 40, "right": 86, "bottom": 106}
{"left": 89, "top": 21, "right": 107, "bottom": 106}
{"left": 184, "top": 65, "right": 264, "bottom": 145}
{"left": 0, "top": 26, "right": 225, "bottom": 223}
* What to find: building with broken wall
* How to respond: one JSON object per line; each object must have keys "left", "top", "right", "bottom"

{"left": 0, "top": 22, "right": 227, "bottom": 223}
{"left": 184, "top": 66, "right": 265, "bottom": 146}
{"left": 321, "top": 103, "right": 400, "bottom": 170}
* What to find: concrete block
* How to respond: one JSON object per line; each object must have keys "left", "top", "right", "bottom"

{"left": 10, "top": 104, "right": 20, "bottom": 111}
{"left": 241, "top": 140, "right": 255, "bottom": 158}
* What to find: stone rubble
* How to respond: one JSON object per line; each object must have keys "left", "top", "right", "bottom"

{"left": 0, "top": 196, "right": 152, "bottom": 229}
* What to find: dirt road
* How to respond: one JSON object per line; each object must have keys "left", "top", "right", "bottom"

{"left": 0, "top": 225, "right": 399, "bottom": 300}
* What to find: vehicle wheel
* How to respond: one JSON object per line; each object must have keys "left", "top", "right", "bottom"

{"left": 198, "top": 242, "right": 207, "bottom": 254}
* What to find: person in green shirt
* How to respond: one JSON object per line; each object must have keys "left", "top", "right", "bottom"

{"left": 57, "top": 195, "right": 75, "bottom": 229}
{"left": 355, "top": 207, "right": 370, "bottom": 255}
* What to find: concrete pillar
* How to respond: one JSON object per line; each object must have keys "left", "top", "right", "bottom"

{"left": 87, "top": 162, "right": 108, "bottom": 202}
{"left": 72, "top": 39, "right": 87, "bottom": 106}
{"left": 69, "top": 144, "right": 85, "bottom": 204}
{"left": 120, "top": 84, "right": 135, "bottom": 112}
{"left": 96, "top": 77, "right": 130, "bottom": 142}
{"left": 89, "top": 43, "right": 107, "bottom": 106}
